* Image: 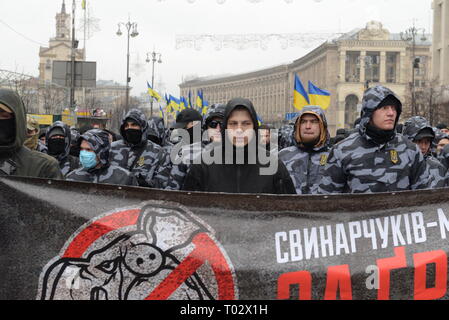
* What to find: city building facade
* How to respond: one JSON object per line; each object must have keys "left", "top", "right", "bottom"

{"left": 180, "top": 21, "right": 432, "bottom": 135}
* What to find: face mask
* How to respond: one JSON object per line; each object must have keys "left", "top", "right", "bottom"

{"left": 24, "top": 135, "right": 38, "bottom": 150}
{"left": 47, "top": 138, "right": 66, "bottom": 156}
{"left": 79, "top": 150, "right": 98, "bottom": 169}
{"left": 0, "top": 119, "right": 16, "bottom": 145}
{"left": 125, "top": 129, "right": 143, "bottom": 145}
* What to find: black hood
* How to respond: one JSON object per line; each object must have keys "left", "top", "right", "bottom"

{"left": 0, "top": 89, "right": 26, "bottom": 155}
{"left": 120, "top": 109, "right": 149, "bottom": 147}
{"left": 403, "top": 116, "right": 435, "bottom": 142}
{"left": 46, "top": 121, "right": 72, "bottom": 161}
{"left": 223, "top": 98, "right": 259, "bottom": 132}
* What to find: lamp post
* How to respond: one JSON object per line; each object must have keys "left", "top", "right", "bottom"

{"left": 146, "top": 50, "right": 162, "bottom": 116}
{"left": 116, "top": 19, "right": 139, "bottom": 114}
{"left": 401, "top": 21, "right": 427, "bottom": 116}
{"left": 70, "top": 0, "right": 76, "bottom": 111}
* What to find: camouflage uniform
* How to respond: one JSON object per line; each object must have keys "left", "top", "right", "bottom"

{"left": 318, "top": 86, "right": 431, "bottom": 194}
{"left": 46, "top": 121, "right": 80, "bottom": 177}
{"left": 147, "top": 116, "right": 171, "bottom": 147}
{"left": 66, "top": 129, "right": 137, "bottom": 186}
{"left": 279, "top": 124, "right": 296, "bottom": 151}
{"left": 109, "top": 109, "right": 171, "bottom": 189}
{"left": 166, "top": 104, "right": 226, "bottom": 190}
{"left": 403, "top": 116, "right": 448, "bottom": 188}
{"left": 279, "top": 106, "right": 330, "bottom": 195}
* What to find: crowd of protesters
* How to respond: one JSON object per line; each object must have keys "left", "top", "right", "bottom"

{"left": 2, "top": 85, "right": 449, "bottom": 196}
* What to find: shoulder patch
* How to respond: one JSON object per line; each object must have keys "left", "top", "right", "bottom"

{"left": 320, "top": 154, "right": 328, "bottom": 166}
{"left": 390, "top": 150, "right": 399, "bottom": 164}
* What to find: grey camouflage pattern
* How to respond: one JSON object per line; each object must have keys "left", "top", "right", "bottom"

{"left": 318, "top": 86, "right": 431, "bottom": 194}
{"left": 67, "top": 129, "right": 137, "bottom": 186}
{"left": 46, "top": 121, "right": 79, "bottom": 177}
{"left": 111, "top": 110, "right": 171, "bottom": 188}
{"left": 279, "top": 106, "right": 330, "bottom": 195}
{"left": 166, "top": 142, "right": 211, "bottom": 190}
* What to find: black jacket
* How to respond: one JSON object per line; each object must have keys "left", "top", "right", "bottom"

{"left": 182, "top": 98, "right": 296, "bottom": 195}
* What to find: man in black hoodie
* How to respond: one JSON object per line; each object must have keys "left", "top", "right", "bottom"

{"left": 0, "top": 89, "right": 62, "bottom": 179}
{"left": 182, "top": 98, "right": 296, "bottom": 194}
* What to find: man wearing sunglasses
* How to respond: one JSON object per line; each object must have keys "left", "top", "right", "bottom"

{"left": 166, "top": 105, "right": 226, "bottom": 190}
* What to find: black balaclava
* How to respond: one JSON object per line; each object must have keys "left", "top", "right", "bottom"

{"left": 0, "top": 118, "right": 16, "bottom": 145}
{"left": 367, "top": 95, "right": 400, "bottom": 145}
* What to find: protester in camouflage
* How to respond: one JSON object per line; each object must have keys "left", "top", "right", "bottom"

{"left": 46, "top": 121, "right": 80, "bottom": 177}
{"left": 279, "top": 106, "right": 330, "bottom": 194}
{"left": 67, "top": 129, "right": 137, "bottom": 186}
{"left": 318, "top": 85, "right": 431, "bottom": 194}
{"left": 402, "top": 116, "right": 448, "bottom": 188}
{"left": 109, "top": 109, "right": 171, "bottom": 189}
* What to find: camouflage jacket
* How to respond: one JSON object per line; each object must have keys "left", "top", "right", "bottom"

{"left": 318, "top": 86, "right": 431, "bottom": 194}
{"left": 403, "top": 116, "right": 447, "bottom": 189}
{"left": 279, "top": 106, "right": 330, "bottom": 195}
{"left": 110, "top": 109, "right": 171, "bottom": 189}
{"left": 60, "top": 155, "right": 80, "bottom": 177}
{"left": 166, "top": 141, "right": 211, "bottom": 190}
{"left": 66, "top": 165, "right": 137, "bottom": 186}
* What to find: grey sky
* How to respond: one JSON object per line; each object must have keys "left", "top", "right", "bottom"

{"left": 0, "top": 0, "right": 433, "bottom": 100}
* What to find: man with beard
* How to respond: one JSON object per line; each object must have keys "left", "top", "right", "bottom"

{"left": 279, "top": 106, "right": 330, "bottom": 194}
{"left": 182, "top": 98, "right": 295, "bottom": 194}
{"left": 318, "top": 86, "right": 431, "bottom": 194}
{"left": 0, "top": 89, "right": 62, "bottom": 179}
{"left": 46, "top": 121, "right": 80, "bottom": 177}
{"left": 109, "top": 109, "right": 171, "bottom": 189}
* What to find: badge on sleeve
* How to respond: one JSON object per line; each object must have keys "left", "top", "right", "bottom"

{"left": 390, "top": 150, "right": 399, "bottom": 164}
{"left": 320, "top": 154, "right": 328, "bottom": 166}
{"left": 137, "top": 156, "right": 145, "bottom": 167}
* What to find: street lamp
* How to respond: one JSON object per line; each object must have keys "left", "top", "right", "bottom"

{"left": 116, "top": 19, "right": 139, "bottom": 114}
{"left": 400, "top": 22, "right": 427, "bottom": 116}
{"left": 146, "top": 50, "right": 162, "bottom": 116}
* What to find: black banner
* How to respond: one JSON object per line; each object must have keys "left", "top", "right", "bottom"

{"left": 1, "top": 176, "right": 449, "bottom": 300}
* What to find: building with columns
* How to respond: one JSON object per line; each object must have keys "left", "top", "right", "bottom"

{"left": 180, "top": 21, "right": 432, "bottom": 135}
{"left": 433, "top": 0, "right": 449, "bottom": 86}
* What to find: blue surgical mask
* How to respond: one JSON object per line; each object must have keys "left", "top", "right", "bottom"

{"left": 79, "top": 150, "right": 98, "bottom": 169}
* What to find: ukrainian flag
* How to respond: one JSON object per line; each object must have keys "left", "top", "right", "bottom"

{"left": 159, "top": 106, "right": 164, "bottom": 118}
{"left": 196, "top": 90, "right": 204, "bottom": 110}
{"left": 257, "top": 115, "right": 263, "bottom": 126}
{"left": 147, "top": 82, "right": 161, "bottom": 102}
{"left": 180, "top": 97, "right": 189, "bottom": 111}
{"left": 308, "top": 81, "right": 331, "bottom": 110}
{"left": 169, "top": 95, "right": 181, "bottom": 112}
{"left": 201, "top": 99, "right": 209, "bottom": 116}
{"left": 293, "top": 74, "right": 310, "bottom": 111}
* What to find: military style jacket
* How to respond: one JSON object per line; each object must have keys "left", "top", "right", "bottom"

{"left": 109, "top": 109, "right": 171, "bottom": 189}
{"left": 0, "top": 89, "right": 62, "bottom": 180}
{"left": 279, "top": 106, "right": 330, "bottom": 195}
{"left": 403, "top": 116, "right": 448, "bottom": 189}
{"left": 318, "top": 86, "right": 431, "bottom": 194}
{"left": 66, "top": 165, "right": 137, "bottom": 186}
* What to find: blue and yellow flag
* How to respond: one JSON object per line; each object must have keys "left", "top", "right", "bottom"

{"left": 147, "top": 82, "right": 161, "bottom": 102}
{"left": 293, "top": 74, "right": 310, "bottom": 111}
{"left": 169, "top": 95, "right": 181, "bottom": 112}
{"left": 308, "top": 81, "right": 331, "bottom": 110}
{"left": 196, "top": 90, "right": 204, "bottom": 110}
{"left": 180, "top": 97, "right": 189, "bottom": 111}
{"left": 81, "top": 0, "right": 86, "bottom": 10}
{"left": 257, "top": 115, "right": 263, "bottom": 127}
{"left": 159, "top": 106, "right": 164, "bottom": 118}
{"left": 201, "top": 99, "right": 209, "bottom": 116}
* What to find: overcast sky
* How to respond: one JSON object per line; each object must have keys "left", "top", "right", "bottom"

{"left": 0, "top": 0, "right": 433, "bottom": 99}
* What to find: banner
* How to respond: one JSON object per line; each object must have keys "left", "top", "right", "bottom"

{"left": 1, "top": 176, "right": 449, "bottom": 300}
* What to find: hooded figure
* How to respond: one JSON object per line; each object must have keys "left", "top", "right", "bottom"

{"left": 67, "top": 129, "right": 137, "bottom": 186}
{"left": 165, "top": 105, "right": 225, "bottom": 191}
{"left": 279, "top": 106, "right": 330, "bottom": 194}
{"left": 109, "top": 109, "right": 171, "bottom": 188}
{"left": 182, "top": 98, "right": 295, "bottom": 194}
{"left": 46, "top": 121, "right": 80, "bottom": 177}
{"left": 402, "top": 116, "right": 448, "bottom": 188}
{"left": 0, "top": 89, "right": 62, "bottom": 179}
{"left": 318, "top": 86, "right": 431, "bottom": 194}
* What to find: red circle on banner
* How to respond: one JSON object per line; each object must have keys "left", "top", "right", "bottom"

{"left": 60, "top": 207, "right": 236, "bottom": 300}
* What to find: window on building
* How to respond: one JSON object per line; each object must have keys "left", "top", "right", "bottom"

{"left": 365, "top": 52, "right": 380, "bottom": 83}
{"left": 386, "top": 52, "right": 398, "bottom": 83}
{"left": 345, "top": 52, "right": 360, "bottom": 82}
